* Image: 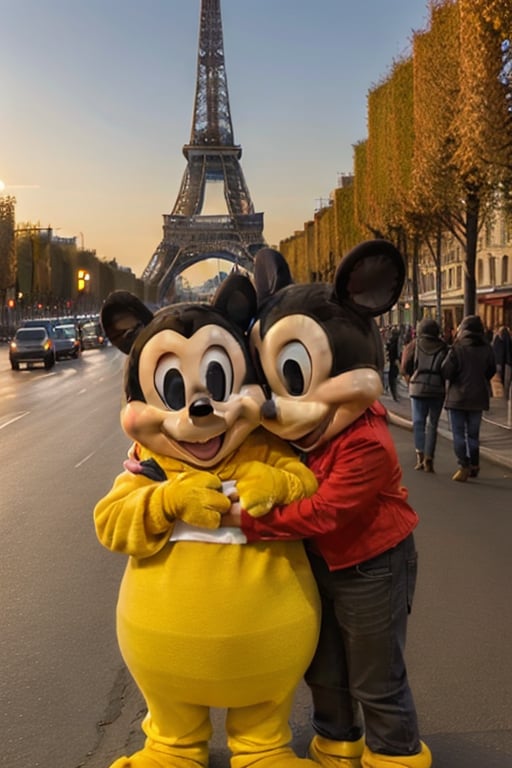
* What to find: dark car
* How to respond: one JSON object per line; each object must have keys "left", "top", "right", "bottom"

{"left": 80, "top": 320, "right": 107, "bottom": 349}
{"left": 9, "top": 327, "right": 56, "bottom": 370}
{"left": 54, "top": 324, "right": 81, "bottom": 360}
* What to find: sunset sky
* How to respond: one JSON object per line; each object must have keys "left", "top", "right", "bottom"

{"left": 2, "top": 0, "right": 429, "bottom": 279}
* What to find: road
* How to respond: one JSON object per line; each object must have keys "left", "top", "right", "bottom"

{"left": 0, "top": 346, "right": 511, "bottom": 768}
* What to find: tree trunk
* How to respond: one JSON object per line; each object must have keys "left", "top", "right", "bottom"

{"left": 435, "top": 223, "right": 442, "bottom": 325}
{"left": 412, "top": 235, "right": 420, "bottom": 326}
{"left": 463, "top": 191, "right": 479, "bottom": 316}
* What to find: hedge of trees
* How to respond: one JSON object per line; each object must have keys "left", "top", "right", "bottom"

{"left": 280, "top": 0, "right": 512, "bottom": 318}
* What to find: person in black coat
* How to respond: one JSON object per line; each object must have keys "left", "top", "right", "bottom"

{"left": 386, "top": 328, "right": 400, "bottom": 401}
{"left": 441, "top": 315, "right": 496, "bottom": 482}
{"left": 492, "top": 326, "right": 512, "bottom": 400}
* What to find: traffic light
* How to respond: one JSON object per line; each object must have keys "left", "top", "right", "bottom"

{"left": 77, "top": 269, "right": 90, "bottom": 292}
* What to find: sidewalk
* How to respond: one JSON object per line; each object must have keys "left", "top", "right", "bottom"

{"left": 383, "top": 380, "right": 512, "bottom": 471}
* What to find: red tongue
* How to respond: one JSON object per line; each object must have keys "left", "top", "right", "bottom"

{"left": 179, "top": 436, "right": 222, "bottom": 461}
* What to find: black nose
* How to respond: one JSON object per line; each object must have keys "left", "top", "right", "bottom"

{"left": 261, "top": 399, "right": 277, "bottom": 420}
{"left": 189, "top": 398, "right": 214, "bottom": 417}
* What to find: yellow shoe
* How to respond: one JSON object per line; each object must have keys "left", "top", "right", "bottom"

{"left": 308, "top": 734, "right": 365, "bottom": 767}
{"left": 233, "top": 746, "right": 320, "bottom": 768}
{"left": 109, "top": 745, "right": 207, "bottom": 768}
{"left": 361, "top": 741, "right": 432, "bottom": 768}
{"left": 452, "top": 466, "right": 470, "bottom": 482}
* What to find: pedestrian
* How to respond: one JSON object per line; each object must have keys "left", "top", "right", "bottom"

{"left": 492, "top": 325, "right": 512, "bottom": 400}
{"left": 386, "top": 328, "right": 401, "bottom": 401}
{"left": 401, "top": 318, "right": 448, "bottom": 472}
{"left": 441, "top": 315, "right": 496, "bottom": 482}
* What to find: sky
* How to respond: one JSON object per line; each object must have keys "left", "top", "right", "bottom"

{"left": 1, "top": 0, "right": 431, "bottom": 281}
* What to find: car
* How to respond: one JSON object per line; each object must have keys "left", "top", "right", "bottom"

{"left": 80, "top": 320, "right": 107, "bottom": 349}
{"left": 19, "top": 318, "right": 59, "bottom": 340}
{"left": 9, "top": 327, "right": 56, "bottom": 370}
{"left": 54, "top": 324, "right": 81, "bottom": 360}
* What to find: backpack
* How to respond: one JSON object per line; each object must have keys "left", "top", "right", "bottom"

{"left": 409, "top": 343, "right": 446, "bottom": 398}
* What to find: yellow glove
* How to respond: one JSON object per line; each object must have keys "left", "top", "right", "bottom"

{"left": 236, "top": 461, "right": 316, "bottom": 518}
{"left": 160, "top": 471, "right": 230, "bottom": 528}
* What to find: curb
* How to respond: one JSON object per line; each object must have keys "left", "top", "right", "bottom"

{"left": 387, "top": 412, "right": 512, "bottom": 472}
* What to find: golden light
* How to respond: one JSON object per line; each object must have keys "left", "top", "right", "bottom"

{"left": 0, "top": 180, "right": 6, "bottom": 192}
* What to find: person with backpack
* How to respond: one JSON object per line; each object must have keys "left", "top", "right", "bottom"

{"left": 401, "top": 318, "right": 449, "bottom": 473}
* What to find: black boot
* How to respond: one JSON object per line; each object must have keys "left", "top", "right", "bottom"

{"left": 423, "top": 457, "right": 434, "bottom": 473}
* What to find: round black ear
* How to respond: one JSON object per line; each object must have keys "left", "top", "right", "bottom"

{"left": 212, "top": 272, "right": 257, "bottom": 335}
{"left": 333, "top": 239, "right": 405, "bottom": 316}
{"left": 101, "top": 290, "right": 154, "bottom": 354}
{"left": 253, "top": 247, "right": 293, "bottom": 304}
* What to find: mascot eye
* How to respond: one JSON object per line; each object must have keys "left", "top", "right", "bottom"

{"left": 201, "top": 347, "right": 233, "bottom": 402}
{"left": 154, "top": 354, "right": 186, "bottom": 410}
{"left": 277, "top": 342, "right": 312, "bottom": 396}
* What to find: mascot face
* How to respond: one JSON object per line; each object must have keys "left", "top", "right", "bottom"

{"left": 251, "top": 241, "right": 405, "bottom": 452}
{"left": 101, "top": 275, "right": 265, "bottom": 468}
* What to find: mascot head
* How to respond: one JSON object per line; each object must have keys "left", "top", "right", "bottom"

{"left": 251, "top": 240, "right": 405, "bottom": 452}
{"left": 101, "top": 273, "right": 264, "bottom": 468}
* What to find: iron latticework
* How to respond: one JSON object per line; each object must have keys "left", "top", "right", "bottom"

{"left": 143, "top": 0, "right": 265, "bottom": 302}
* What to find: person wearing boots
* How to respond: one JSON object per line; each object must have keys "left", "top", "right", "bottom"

{"left": 386, "top": 328, "right": 401, "bottom": 401}
{"left": 401, "top": 318, "right": 448, "bottom": 473}
{"left": 492, "top": 325, "right": 512, "bottom": 400}
{"left": 441, "top": 315, "right": 496, "bottom": 482}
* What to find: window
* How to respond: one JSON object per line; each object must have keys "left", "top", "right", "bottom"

{"left": 489, "top": 257, "right": 496, "bottom": 286}
{"left": 477, "top": 258, "right": 484, "bottom": 284}
{"left": 502, "top": 255, "right": 509, "bottom": 284}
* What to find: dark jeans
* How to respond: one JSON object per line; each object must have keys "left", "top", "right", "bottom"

{"left": 410, "top": 396, "right": 444, "bottom": 458}
{"left": 305, "top": 534, "right": 421, "bottom": 756}
{"left": 447, "top": 408, "right": 482, "bottom": 468}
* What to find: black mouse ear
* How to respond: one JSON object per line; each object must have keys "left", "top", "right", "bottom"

{"left": 253, "top": 247, "right": 293, "bottom": 304}
{"left": 212, "top": 272, "right": 257, "bottom": 334}
{"left": 333, "top": 239, "right": 405, "bottom": 316}
{"left": 101, "top": 290, "right": 154, "bottom": 354}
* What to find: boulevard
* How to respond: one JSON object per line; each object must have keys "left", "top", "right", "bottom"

{"left": 0, "top": 346, "right": 511, "bottom": 767}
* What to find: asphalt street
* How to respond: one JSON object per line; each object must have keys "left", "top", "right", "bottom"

{"left": 1, "top": 347, "right": 511, "bottom": 768}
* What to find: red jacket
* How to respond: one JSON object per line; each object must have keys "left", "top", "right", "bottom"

{"left": 242, "top": 402, "right": 418, "bottom": 570}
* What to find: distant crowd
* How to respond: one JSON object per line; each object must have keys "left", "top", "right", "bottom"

{"left": 380, "top": 317, "right": 511, "bottom": 482}
{"left": 380, "top": 320, "right": 511, "bottom": 400}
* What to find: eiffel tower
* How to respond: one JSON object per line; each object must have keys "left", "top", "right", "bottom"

{"left": 142, "top": 0, "right": 265, "bottom": 303}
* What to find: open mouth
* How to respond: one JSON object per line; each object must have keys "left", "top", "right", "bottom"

{"left": 178, "top": 434, "right": 224, "bottom": 461}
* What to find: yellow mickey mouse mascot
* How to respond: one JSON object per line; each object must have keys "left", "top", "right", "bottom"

{"left": 94, "top": 274, "right": 322, "bottom": 768}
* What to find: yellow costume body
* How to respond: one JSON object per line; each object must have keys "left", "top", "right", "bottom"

{"left": 95, "top": 431, "right": 321, "bottom": 768}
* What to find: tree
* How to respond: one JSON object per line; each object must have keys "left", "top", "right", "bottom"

{"left": 0, "top": 196, "right": 16, "bottom": 298}
{"left": 413, "top": 0, "right": 512, "bottom": 317}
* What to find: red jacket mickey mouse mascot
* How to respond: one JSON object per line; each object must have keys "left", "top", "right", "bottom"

{"left": 228, "top": 242, "right": 432, "bottom": 768}
{"left": 94, "top": 275, "right": 328, "bottom": 768}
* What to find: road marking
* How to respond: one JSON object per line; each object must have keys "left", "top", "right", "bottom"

{"left": 0, "top": 411, "right": 30, "bottom": 430}
{"left": 75, "top": 451, "right": 95, "bottom": 468}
